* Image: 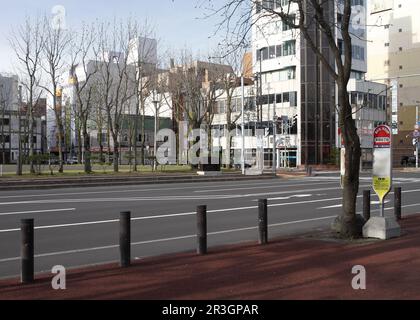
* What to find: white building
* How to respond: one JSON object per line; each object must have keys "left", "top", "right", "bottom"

{"left": 0, "top": 73, "right": 47, "bottom": 164}
{"left": 367, "top": 0, "right": 420, "bottom": 165}
{"left": 244, "top": 0, "right": 387, "bottom": 168}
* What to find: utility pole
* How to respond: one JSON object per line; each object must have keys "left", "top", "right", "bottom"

{"left": 417, "top": 104, "right": 419, "bottom": 169}
{"left": 152, "top": 91, "right": 159, "bottom": 172}
{"left": 241, "top": 75, "right": 245, "bottom": 175}
{"left": 272, "top": 100, "right": 277, "bottom": 174}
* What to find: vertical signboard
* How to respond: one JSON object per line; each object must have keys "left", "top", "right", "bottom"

{"left": 372, "top": 125, "right": 392, "bottom": 217}
{"left": 391, "top": 79, "right": 398, "bottom": 135}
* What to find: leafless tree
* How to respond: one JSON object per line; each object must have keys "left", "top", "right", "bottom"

{"left": 203, "top": 0, "right": 364, "bottom": 237}
{"left": 96, "top": 19, "right": 137, "bottom": 172}
{"left": 130, "top": 20, "right": 158, "bottom": 170}
{"left": 69, "top": 23, "right": 99, "bottom": 173}
{"left": 9, "top": 16, "right": 45, "bottom": 174}
{"left": 165, "top": 52, "right": 230, "bottom": 167}
{"left": 41, "top": 15, "right": 72, "bottom": 173}
{"left": 210, "top": 46, "right": 248, "bottom": 168}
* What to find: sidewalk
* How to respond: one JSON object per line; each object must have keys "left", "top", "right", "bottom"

{"left": 1, "top": 215, "right": 420, "bottom": 300}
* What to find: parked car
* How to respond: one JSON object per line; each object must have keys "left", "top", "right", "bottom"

{"left": 66, "top": 157, "right": 79, "bottom": 165}
{"left": 401, "top": 156, "right": 416, "bottom": 167}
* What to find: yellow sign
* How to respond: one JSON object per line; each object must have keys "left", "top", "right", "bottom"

{"left": 373, "top": 176, "right": 391, "bottom": 203}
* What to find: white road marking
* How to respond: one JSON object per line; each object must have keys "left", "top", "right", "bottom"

{"left": 0, "top": 215, "right": 336, "bottom": 263}
{"left": 195, "top": 181, "right": 337, "bottom": 193}
{"left": 0, "top": 197, "right": 343, "bottom": 234}
{"left": 0, "top": 185, "right": 370, "bottom": 206}
{"left": 0, "top": 208, "right": 75, "bottom": 216}
{"left": 0, "top": 180, "right": 284, "bottom": 200}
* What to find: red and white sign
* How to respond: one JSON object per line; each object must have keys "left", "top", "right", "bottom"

{"left": 374, "top": 125, "right": 391, "bottom": 148}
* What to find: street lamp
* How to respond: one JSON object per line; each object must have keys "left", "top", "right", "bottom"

{"left": 415, "top": 101, "right": 420, "bottom": 169}
{"left": 152, "top": 91, "right": 160, "bottom": 171}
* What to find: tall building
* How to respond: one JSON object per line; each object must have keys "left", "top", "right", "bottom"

{"left": 249, "top": 0, "right": 387, "bottom": 168}
{"left": 0, "top": 73, "right": 47, "bottom": 164}
{"left": 367, "top": 0, "right": 420, "bottom": 165}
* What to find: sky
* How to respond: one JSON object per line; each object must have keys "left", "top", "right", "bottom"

{"left": 0, "top": 0, "right": 228, "bottom": 73}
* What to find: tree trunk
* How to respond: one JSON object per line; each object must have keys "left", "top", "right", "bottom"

{"left": 140, "top": 107, "right": 145, "bottom": 166}
{"left": 28, "top": 91, "right": 35, "bottom": 174}
{"left": 112, "top": 133, "right": 119, "bottom": 172}
{"left": 83, "top": 120, "right": 92, "bottom": 174}
{"left": 335, "top": 82, "right": 363, "bottom": 237}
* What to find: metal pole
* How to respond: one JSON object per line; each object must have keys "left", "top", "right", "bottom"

{"left": 363, "top": 190, "right": 371, "bottom": 221}
{"left": 258, "top": 199, "right": 268, "bottom": 245}
{"left": 417, "top": 105, "right": 419, "bottom": 169}
{"left": 272, "top": 103, "right": 277, "bottom": 174}
{"left": 380, "top": 201, "right": 385, "bottom": 218}
{"left": 21, "top": 219, "right": 34, "bottom": 284}
{"left": 119, "top": 211, "right": 131, "bottom": 267}
{"left": 154, "top": 101, "right": 158, "bottom": 171}
{"left": 241, "top": 76, "right": 245, "bottom": 175}
{"left": 395, "top": 187, "right": 402, "bottom": 221}
{"left": 197, "top": 205, "right": 207, "bottom": 255}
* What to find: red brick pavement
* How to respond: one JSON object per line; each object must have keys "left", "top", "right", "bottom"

{"left": 1, "top": 215, "right": 420, "bottom": 300}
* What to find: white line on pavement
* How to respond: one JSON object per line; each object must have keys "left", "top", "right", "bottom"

{"left": 0, "top": 208, "right": 76, "bottom": 216}
{"left": 0, "top": 180, "right": 284, "bottom": 200}
{"left": 0, "top": 215, "right": 337, "bottom": 263}
{"left": 194, "top": 181, "right": 338, "bottom": 193}
{"left": 0, "top": 197, "right": 343, "bottom": 234}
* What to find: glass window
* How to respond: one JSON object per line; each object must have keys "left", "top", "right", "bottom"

{"left": 269, "top": 46, "right": 276, "bottom": 59}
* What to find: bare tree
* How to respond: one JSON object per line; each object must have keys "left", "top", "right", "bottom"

{"left": 166, "top": 52, "right": 229, "bottom": 168}
{"left": 130, "top": 20, "right": 158, "bottom": 170}
{"left": 41, "top": 15, "right": 72, "bottom": 173}
{"left": 69, "top": 23, "right": 99, "bottom": 173}
{"left": 9, "top": 16, "right": 45, "bottom": 174}
{"left": 210, "top": 46, "right": 248, "bottom": 168}
{"left": 96, "top": 20, "right": 137, "bottom": 172}
{"left": 204, "top": 0, "right": 364, "bottom": 237}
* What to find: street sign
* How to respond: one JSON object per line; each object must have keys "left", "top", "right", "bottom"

{"left": 372, "top": 125, "right": 392, "bottom": 217}
{"left": 340, "top": 148, "right": 346, "bottom": 189}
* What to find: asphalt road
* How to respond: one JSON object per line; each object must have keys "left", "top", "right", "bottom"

{"left": 1, "top": 171, "right": 420, "bottom": 280}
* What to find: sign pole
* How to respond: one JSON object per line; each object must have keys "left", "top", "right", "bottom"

{"left": 363, "top": 124, "right": 400, "bottom": 240}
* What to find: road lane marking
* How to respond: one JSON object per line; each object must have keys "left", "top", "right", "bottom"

{"left": 0, "top": 215, "right": 337, "bottom": 263}
{"left": 0, "top": 197, "right": 343, "bottom": 233}
{"left": 0, "top": 180, "right": 285, "bottom": 200}
{"left": 0, "top": 208, "right": 76, "bottom": 216}
{"left": 0, "top": 185, "right": 372, "bottom": 206}
{"left": 194, "top": 181, "right": 338, "bottom": 193}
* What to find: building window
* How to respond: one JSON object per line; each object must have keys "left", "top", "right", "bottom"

{"left": 0, "top": 118, "right": 10, "bottom": 126}
{"left": 283, "top": 40, "right": 296, "bottom": 56}
{"left": 385, "top": 42, "right": 390, "bottom": 47}
{"left": 0, "top": 135, "right": 10, "bottom": 143}
{"left": 269, "top": 45, "right": 276, "bottom": 59}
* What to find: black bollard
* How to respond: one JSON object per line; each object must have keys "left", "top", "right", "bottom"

{"left": 21, "top": 219, "right": 34, "bottom": 284}
{"left": 258, "top": 199, "right": 268, "bottom": 245}
{"left": 363, "top": 190, "right": 371, "bottom": 221}
{"left": 395, "top": 187, "right": 402, "bottom": 221}
{"left": 197, "top": 205, "right": 207, "bottom": 255}
{"left": 119, "top": 211, "right": 131, "bottom": 267}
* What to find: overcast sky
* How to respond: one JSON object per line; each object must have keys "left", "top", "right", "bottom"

{"left": 0, "top": 0, "right": 227, "bottom": 73}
